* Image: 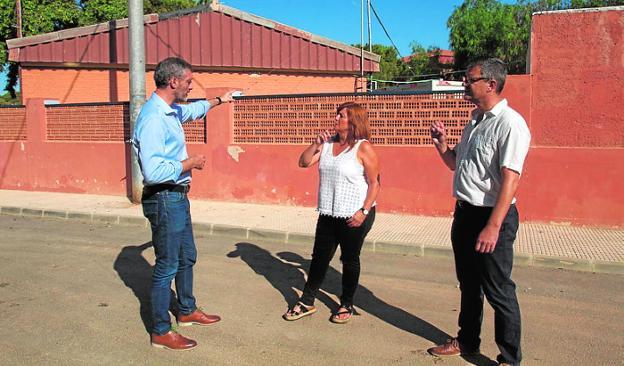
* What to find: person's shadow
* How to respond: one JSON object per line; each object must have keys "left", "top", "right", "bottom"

{"left": 227, "top": 242, "right": 496, "bottom": 366}
{"left": 278, "top": 250, "right": 498, "bottom": 365}
{"left": 114, "top": 242, "right": 178, "bottom": 334}
{"left": 276, "top": 250, "right": 451, "bottom": 342}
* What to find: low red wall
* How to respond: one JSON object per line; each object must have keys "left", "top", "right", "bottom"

{"left": 530, "top": 8, "right": 624, "bottom": 148}
{"left": 1, "top": 75, "right": 623, "bottom": 227}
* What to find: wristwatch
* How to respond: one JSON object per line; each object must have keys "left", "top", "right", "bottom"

{"left": 360, "top": 207, "right": 369, "bottom": 216}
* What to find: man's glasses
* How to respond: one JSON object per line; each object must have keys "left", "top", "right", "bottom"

{"left": 463, "top": 76, "right": 489, "bottom": 85}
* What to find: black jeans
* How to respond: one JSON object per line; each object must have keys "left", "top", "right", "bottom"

{"left": 300, "top": 207, "right": 376, "bottom": 307}
{"left": 451, "top": 201, "right": 522, "bottom": 366}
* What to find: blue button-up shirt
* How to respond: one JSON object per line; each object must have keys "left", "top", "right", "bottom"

{"left": 133, "top": 93, "right": 210, "bottom": 186}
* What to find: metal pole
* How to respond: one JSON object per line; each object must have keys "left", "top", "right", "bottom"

{"left": 16, "top": 0, "right": 22, "bottom": 38}
{"left": 360, "top": 0, "right": 364, "bottom": 78}
{"left": 128, "top": 0, "right": 145, "bottom": 203}
{"left": 367, "top": 0, "right": 372, "bottom": 91}
{"left": 367, "top": 0, "right": 372, "bottom": 53}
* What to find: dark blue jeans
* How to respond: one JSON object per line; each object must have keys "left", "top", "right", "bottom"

{"left": 300, "top": 207, "right": 376, "bottom": 307}
{"left": 142, "top": 190, "right": 197, "bottom": 335}
{"left": 451, "top": 201, "right": 522, "bottom": 365}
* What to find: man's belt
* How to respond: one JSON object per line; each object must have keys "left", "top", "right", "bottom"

{"left": 457, "top": 200, "right": 513, "bottom": 209}
{"left": 142, "top": 184, "right": 190, "bottom": 198}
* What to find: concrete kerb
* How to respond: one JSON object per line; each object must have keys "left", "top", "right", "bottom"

{"left": 43, "top": 210, "right": 68, "bottom": 220}
{"left": 1, "top": 206, "right": 23, "bottom": 216}
{"left": 374, "top": 240, "right": 424, "bottom": 256}
{"left": 1, "top": 206, "right": 623, "bottom": 275}
{"left": 22, "top": 208, "right": 44, "bottom": 217}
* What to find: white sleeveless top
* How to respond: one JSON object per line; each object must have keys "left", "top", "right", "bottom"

{"left": 317, "top": 139, "right": 373, "bottom": 218}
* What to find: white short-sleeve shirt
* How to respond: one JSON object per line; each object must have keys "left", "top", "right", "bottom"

{"left": 453, "top": 99, "right": 531, "bottom": 207}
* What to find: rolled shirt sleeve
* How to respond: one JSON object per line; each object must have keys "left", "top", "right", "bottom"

{"left": 498, "top": 113, "right": 531, "bottom": 175}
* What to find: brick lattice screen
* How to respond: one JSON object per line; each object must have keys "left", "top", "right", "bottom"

{"left": 182, "top": 119, "right": 206, "bottom": 143}
{"left": 45, "top": 103, "right": 205, "bottom": 143}
{"left": 46, "top": 104, "right": 131, "bottom": 142}
{"left": 0, "top": 106, "right": 27, "bottom": 141}
{"left": 233, "top": 93, "right": 474, "bottom": 145}
{"left": 7, "top": 94, "right": 473, "bottom": 144}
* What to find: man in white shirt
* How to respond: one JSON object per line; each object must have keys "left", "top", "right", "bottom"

{"left": 428, "top": 58, "right": 530, "bottom": 366}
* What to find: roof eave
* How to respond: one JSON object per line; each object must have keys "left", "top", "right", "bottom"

{"left": 6, "top": 4, "right": 380, "bottom": 64}
{"left": 214, "top": 4, "right": 379, "bottom": 63}
{"left": 6, "top": 14, "right": 159, "bottom": 51}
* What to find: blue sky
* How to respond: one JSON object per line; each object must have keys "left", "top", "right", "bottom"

{"left": 1, "top": 0, "right": 472, "bottom": 93}
{"left": 222, "top": 0, "right": 468, "bottom": 57}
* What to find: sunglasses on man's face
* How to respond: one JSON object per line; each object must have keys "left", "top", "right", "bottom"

{"left": 463, "top": 76, "right": 489, "bottom": 85}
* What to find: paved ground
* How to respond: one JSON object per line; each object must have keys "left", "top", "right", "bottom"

{"left": 0, "top": 190, "right": 623, "bottom": 274}
{"left": 1, "top": 215, "right": 622, "bottom": 365}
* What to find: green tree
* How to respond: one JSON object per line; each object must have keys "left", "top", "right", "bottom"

{"left": 0, "top": 90, "right": 20, "bottom": 105}
{"left": 448, "top": 0, "right": 528, "bottom": 74}
{"left": 0, "top": 0, "right": 82, "bottom": 98}
{"left": 79, "top": 0, "right": 199, "bottom": 25}
{"left": 404, "top": 42, "right": 444, "bottom": 81}
{"left": 448, "top": 0, "right": 624, "bottom": 74}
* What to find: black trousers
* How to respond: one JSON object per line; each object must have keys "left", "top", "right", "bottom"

{"left": 451, "top": 201, "right": 522, "bottom": 365}
{"left": 300, "top": 207, "right": 375, "bottom": 307}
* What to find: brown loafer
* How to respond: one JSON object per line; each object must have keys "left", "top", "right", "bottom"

{"left": 178, "top": 309, "right": 221, "bottom": 326}
{"left": 427, "top": 338, "right": 479, "bottom": 357}
{"left": 151, "top": 331, "right": 197, "bottom": 351}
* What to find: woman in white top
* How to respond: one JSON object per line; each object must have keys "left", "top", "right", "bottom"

{"left": 283, "top": 102, "right": 380, "bottom": 324}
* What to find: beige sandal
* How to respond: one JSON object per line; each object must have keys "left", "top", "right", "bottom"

{"left": 282, "top": 301, "right": 317, "bottom": 321}
{"left": 330, "top": 304, "right": 355, "bottom": 324}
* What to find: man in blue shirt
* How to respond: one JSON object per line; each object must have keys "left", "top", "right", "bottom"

{"left": 133, "top": 57, "right": 235, "bottom": 351}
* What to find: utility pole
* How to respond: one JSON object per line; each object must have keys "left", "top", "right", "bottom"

{"left": 128, "top": 0, "right": 145, "bottom": 203}
{"left": 16, "top": 0, "right": 22, "bottom": 38}
{"left": 367, "top": 0, "right": 372, "bottom": 91}
{"left": 360, "top": 0, "right": 364, "bottom": 78}
{"left": 367, "top": 0, "right": 372, "bottom": 53}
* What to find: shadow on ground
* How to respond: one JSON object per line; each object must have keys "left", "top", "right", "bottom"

{"left": 113, "top": 242, "right": 178, "bottom": 334}
{"left": 229, "top": 243, "right": 466, "bottom": 342}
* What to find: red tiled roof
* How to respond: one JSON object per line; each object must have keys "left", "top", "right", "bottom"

{"left": 6, "top": 3, "right": 379, "bottom": 74}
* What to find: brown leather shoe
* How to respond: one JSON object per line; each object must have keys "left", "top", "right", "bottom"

{"left": 178, "top": 309, "right": 221, "bottom": 326}
{"left": 427, "top": 338, "right": 479, "bottom": 357}
{"left": 151, "top": 331, "right": 197, "bottom": 351}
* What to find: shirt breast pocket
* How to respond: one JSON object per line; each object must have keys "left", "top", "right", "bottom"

{"left": 474, "top": 135, "right": 497, "bottom": 169}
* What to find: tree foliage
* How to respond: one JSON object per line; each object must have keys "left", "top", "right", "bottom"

{"left": 0, "top": 0, "right": 203, "bottom": 96}
{"left": 353, "top": 42, "right": 444, "bottom": 89}
{"left": 404, "top": 42, "right": 445, "bottom": 80}
{"left": 448, "top": 0, "right": 624, "bottom": 74}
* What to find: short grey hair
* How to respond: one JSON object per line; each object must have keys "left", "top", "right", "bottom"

{"left": 467, "top": 58, "right": 507, "bottom": 94}
{"left": 154, "top": 57, "right": 192, "bottom": 88}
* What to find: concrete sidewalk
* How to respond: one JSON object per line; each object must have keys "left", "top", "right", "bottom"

{"left": 0, "top": 189, "right": 622, "bottom": 274}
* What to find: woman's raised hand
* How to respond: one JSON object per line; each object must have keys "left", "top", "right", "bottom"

{"left": 315, "top": 130, "right": 334, "bottom": 145}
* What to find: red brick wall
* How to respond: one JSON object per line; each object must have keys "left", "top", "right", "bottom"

{"left": 20, "top": 68, "right": 358, "bottom": 104}
{"left": 0, "top": 107, "right": 26, "bottom": 141}
{"left": 232, "top": 93, "right": 472, "bottom": 146}
{"left": 1, "top": 74, "right": 623, "bottom": 225}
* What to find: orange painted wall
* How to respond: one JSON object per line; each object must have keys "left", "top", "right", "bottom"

{"left": 1, "top": 76, "right": 623, "bottom": 226}
{"left": 20, "top": 68, "right": 358, "bottom": 104}
{"left": 530, "top": 9, "right": 624, "bottom": 147}
{"left": 2, "top": 9, "right": 623, "bottom": 227}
